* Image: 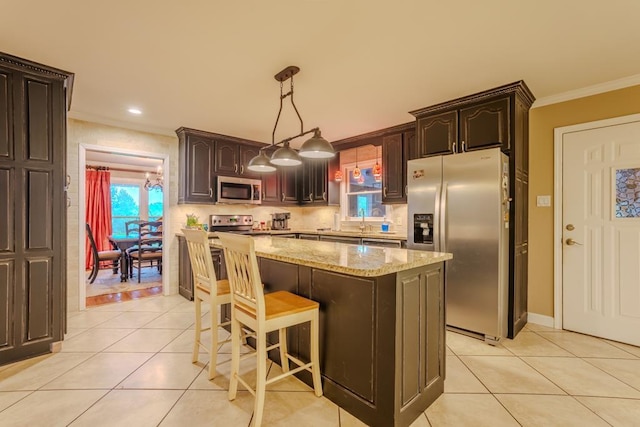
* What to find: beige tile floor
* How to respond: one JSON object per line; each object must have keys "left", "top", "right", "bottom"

{"left": 1, "top": 294, "right": 640, "bottom": 426}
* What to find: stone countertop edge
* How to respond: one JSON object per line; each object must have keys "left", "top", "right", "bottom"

{"left": 207, "top": 236, "right": 452, "bottom": 277}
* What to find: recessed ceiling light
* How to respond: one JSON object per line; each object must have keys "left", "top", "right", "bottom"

{"left": 128, "top": 107, "right": 142, "bottom": 115}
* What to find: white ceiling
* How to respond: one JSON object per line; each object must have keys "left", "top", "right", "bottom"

{"left": 2, "top": 1, "right": 640, "bottom": 146}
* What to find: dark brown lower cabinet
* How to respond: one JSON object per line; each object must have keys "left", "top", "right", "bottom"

{"left": 0, "top": 53, "right": 72, "bottom": 366}
{"left": 222, "top": 257, "right": 446, "bottom": 427}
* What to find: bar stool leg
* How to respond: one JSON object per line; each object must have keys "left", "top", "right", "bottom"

{"left": 192, "top": 295, "right": 202, "bottom": 364}
{"left": 278, "top": 328, "right": 289, "bottom": 372}
{"left": 253, "top": 330, "right": 268, "bottom": 427}
{"left": 310, "top": 311, "right": 323, "bottom": 397}
{"left": 208, "top": 301, "right": 218, "bottom": 379}
{"left": 228, "top": 316, "right": 241, "bottom": 401}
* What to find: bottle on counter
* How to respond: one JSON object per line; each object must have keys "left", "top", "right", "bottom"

{"left": 381, "top": 217, "right": 390, "bottom": 232}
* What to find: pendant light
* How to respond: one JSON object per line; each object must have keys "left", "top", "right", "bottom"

{"left": 247, "top": 66, "right": 334, "bottom": 172}
{"left": 373, "top": 146, "right": 382, "bottom": 181}
{"left": 334, "top": 169, "right": 343, "bottom": 182}
{"left": 352, "top": 146, "right": 361, "bottom": 179}
{"left": 247, "top": 149, "right": 277, "bottom": 172}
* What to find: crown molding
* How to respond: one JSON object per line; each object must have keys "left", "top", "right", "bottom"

{"left": 68, "top": 110, "right": 176, "bottom": 137}
{"left": 532, "top": 73, "right": 640, "bottom": 108}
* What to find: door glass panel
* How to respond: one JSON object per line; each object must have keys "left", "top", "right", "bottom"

{"left": 615, "top": 168, "right": 640, "bottom": 218}
{"left": 111, "top": 184, "right": 140, "bottom": 235}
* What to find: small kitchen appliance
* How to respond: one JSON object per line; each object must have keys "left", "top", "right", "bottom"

{"left": 271, "top": 212, "right": 291, "bottom": 230}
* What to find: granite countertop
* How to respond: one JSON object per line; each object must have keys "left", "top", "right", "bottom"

{"left": 176, "top": 229, "right": 408, "bottom": 240}
{"left": 209, "top": 235, "right": 451, "bottom": 277}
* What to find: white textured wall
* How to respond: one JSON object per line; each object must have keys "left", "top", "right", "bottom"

{"left": 66, "top": 119, "right": 179, "bottom": 312}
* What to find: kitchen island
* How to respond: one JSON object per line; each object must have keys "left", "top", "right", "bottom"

{"left": 210, "top": 236, "right": 452, "bottom": 427}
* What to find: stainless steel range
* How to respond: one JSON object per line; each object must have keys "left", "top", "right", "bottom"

{"left": 209, "top": 214, "right": 254, "bottom": 233}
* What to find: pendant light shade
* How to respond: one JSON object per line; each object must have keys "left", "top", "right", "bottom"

{"left": 352, "top": 146, "right": 361, "bottom": 179}
{"left": 299, "top": 129, "right": 335, "bottom": 159}
{"left": 270, "top": 142, "right": 302, "bottom": 166}
{"left": 247, "top": 150, "right": 277, "bottom": 172}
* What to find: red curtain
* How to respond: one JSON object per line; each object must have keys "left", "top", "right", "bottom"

{"left": 85, "top": 169, "right": 112, "bottom": 269}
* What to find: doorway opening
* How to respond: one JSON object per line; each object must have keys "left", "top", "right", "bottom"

{"left": 79, "top": 145, "right": 170, "bottom": 310}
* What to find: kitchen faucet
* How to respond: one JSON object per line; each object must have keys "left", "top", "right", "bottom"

{"left": 359, "top": 208, "right": 366, "bottom": 233}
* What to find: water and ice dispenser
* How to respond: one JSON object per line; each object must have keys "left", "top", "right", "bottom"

{"left": 412, "top": 214, "right": 433, "bottom": 244}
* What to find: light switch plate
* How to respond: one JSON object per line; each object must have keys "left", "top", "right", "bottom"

{"left": 537, "top": 195, "right": 551, "bottom": 207}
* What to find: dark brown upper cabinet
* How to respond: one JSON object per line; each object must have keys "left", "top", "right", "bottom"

{"left": 0, "top": 53, "right": 73, "bottom": 366}
{"left": 215, "top": 139, "right": 261, "bottom": 178}
{"left": 415, "top": 111, "right": 458, "bottom": 157}
{"left": 412, "top": 95, "right": 510, "bottom": 158}
{"left": 459, "top": 97, "right": 509, "bottom": 152}
{"left": 177, "top": 128, "right": 267, "bottom": 204}
{"left": 382, "top": 133, "right": 408, "bottom": 204}
{"left": 177, "top": 129, "right": 216, "bottom": 204}
{"left": 300, "top": 159, "right": 328, "bottom": 205}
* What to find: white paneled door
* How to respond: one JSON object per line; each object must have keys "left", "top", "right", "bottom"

{"left": 562, "top": 118, "right": 640, "bottom": 346}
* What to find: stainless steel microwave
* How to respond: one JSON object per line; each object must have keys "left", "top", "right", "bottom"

{"left": 216, "top": 176, "right": 262, "bottom": 205}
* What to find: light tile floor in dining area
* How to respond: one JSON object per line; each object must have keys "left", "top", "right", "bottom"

{"left": 1, "top": 294, "right": 640, "bottom": 426}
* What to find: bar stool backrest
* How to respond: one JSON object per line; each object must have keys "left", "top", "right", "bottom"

{"left": 217, "top": 233, "right": 265, "bottom": 320}
{"left": 182, "top": 229, "right": 218, "bottom": 294}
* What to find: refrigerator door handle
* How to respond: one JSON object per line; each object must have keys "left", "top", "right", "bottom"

{"left": 440, "top": 181, "right": 448, "bottom": 253}
{"left": 434, "top": 184, "right": 441, "bottom": 252}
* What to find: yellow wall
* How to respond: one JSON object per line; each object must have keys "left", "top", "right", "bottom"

{"left": 528, "top": 84, "right": 640, "bottom": 317}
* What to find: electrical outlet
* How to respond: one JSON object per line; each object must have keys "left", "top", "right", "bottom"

{"left": 537, "top": 195, "right": 551, "bottom": 207}
{"left": 396, "top": 216, "right": 403, "bottom": 226}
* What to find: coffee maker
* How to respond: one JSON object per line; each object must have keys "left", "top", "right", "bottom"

{"left": 271, "top": 212, "right": 290, "bottom": 230}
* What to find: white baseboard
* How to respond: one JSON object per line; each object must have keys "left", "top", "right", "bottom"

{"left": 527, "top": 313, "right": 555, "bottom": 328}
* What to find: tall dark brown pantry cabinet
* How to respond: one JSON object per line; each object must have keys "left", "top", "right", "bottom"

{"left": 410, "top": 81, "right": 534, "bottom": 338}
{"left": 0, "top": 53, "right": 73, "bottom": 365}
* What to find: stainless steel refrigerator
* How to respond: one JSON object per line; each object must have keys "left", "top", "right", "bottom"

{"left": 407, "top": 148, "right": 510, "bottom": 343}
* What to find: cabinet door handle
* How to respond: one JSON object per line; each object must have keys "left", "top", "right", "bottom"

{"left": 461, "top": 140, "right": 466, "bottom": 152}
{"left": 66, "top": 197, "right": 71, "bottom": 208}
{"left": 452, "top": 141, "right": 457, "bottom": 154}
{"left": 262, "top": 191, "right": 266, "bottom": 199}
{"left": 282, "top": 192, "right": 285, "bottom": 202}
{"left": 383, "top": 187, "right": 388, "bottom": 197}
{"left": 322, "top": 191, "right": 326, "bottom": 201}
{"left": 405, "top": 185, "right": 408, "bottom": 195}
{"left": 309, "top": 192, "right": 313, "bottom": 202}
{"left": 234, "top": 164, "right": 238, "bottom": 173}
{"left": 208, "top": 188, "right": 213, "bottom": 198}
{"left": 240, "top": 165, "right": 244, "bottom": 174}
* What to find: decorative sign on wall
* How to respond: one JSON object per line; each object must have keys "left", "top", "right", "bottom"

{"left": 615, "top": 167, "right": 640, "bottom": 218}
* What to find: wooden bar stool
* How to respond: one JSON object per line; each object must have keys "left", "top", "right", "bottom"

{"left": 182, "top": 229, "right": 232, "bottom": 379}
{"left": 218, "top": 233, "right": 323, "bottom": 427}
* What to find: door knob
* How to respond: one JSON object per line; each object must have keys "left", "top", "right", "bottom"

{"left": 566, "top": 238, "right": 582, "bottom": 246}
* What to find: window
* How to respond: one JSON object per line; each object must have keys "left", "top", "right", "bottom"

{"left": 110, "top": 178, "right": 164, "bottom": 235}
{"left": 148, "top": 187, "right": 163, "bottom": 221}
{"left": 342, "top": 160, "right": 387, "bottom": 220}
{"left": 111, "top": 183, "right": 140, "bottom": 235}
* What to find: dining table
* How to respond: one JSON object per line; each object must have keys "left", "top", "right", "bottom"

{"left": 108, "top": 235, "right": 139, "bottom": 282}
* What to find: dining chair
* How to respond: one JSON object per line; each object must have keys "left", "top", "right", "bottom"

{"left": 85, "top": 223, "right": 122, "bottom": 284}
{"left": 218, "top": 233, "right": 322, "bottom": 427}
{"left": 182, "top": 229, "right": 232, "bottom": 379}
{"left": 128, "top": 220, "right": 163, "bottom": 282}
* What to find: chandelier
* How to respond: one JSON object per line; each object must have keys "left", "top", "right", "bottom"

{"left": 247, "top": 66, "right": 335, "bottom": 172}
{"left": 144, "top": 166, "right": 163, "bottom": 191}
